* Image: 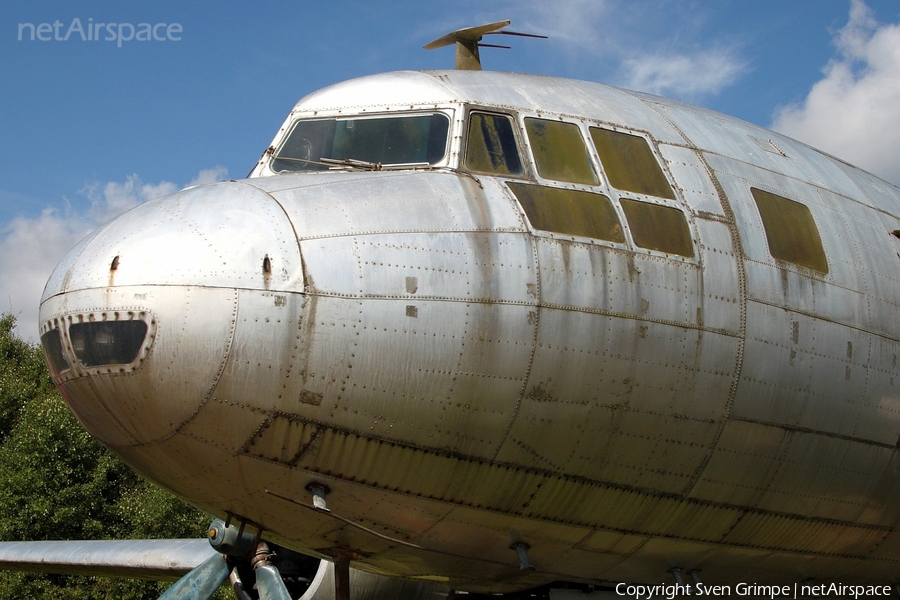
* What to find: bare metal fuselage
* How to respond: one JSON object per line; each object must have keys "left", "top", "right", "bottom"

{"left": 38, "top": 71, "right": 900, "bottom": 591}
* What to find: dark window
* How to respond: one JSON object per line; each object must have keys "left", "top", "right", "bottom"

{"left": 40, "top": 329, "right": 70, "bottom": 376}
{"left": 465, "top": 112, "right": 523, "bottom": 176}
{"left": 590, "top": 127, "right": 675, "bottom": 199}
{"left": 507, "top": 182, "right": 624, "bottom": 242}
{"left": 69, "top": 321, "right": 149, "bottom": 367}
{"left": 272, "top": 113, "right": 450, "bottom": 172}
{"left": 273, "top": 119, "right": 334, "bottom": 172}
{"left": 751, "top": 188, "right": 828, "bottom": 273}
{"left": 524, "top": 118, "right": 598, "bottom": 185}
{"left": 620, "top": 199, "right": 694, "bottom": 257}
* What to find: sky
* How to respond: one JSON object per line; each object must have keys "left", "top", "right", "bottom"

{"left": 2, "top": 0, "right": 900, "bottom": 343}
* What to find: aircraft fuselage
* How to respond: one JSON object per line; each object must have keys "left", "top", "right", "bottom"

{"left": 38, "top": 70, "right": 900, "bottom": 591}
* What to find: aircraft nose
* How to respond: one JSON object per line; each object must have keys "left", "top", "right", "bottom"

{"left": 38, "top": 181, "right": 304, "bottom": 448}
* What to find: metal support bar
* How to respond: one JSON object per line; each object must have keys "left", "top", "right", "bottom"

{"left": 454, "top": 40, "right": 481, "bottom": 71}
{"left": 511, "top": 542, "right": 534, "bottom": 571}
{"left": 306, "top": 482, "right": 331, "bottom": 512}
{"left": 334, "top": 554, "right": 351, "bottom": 600}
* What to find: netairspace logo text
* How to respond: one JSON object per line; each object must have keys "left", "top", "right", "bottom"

{"left": 18, "top": 18, "right": 182, "bottom": 47}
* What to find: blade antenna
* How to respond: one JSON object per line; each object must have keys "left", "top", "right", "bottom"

{"left": 424, "top": 20, "right": 547, "bottom": 70}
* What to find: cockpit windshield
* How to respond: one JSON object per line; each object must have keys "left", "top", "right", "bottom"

{"left": 271, "top": 112, "right": 451, "bottom": 172}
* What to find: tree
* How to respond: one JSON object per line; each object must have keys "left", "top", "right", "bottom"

{"left": 0, "top": 315, "right": 223, "bottom": 599}
{"left": 0, "top": 315, "right": 50, "bottom": 446}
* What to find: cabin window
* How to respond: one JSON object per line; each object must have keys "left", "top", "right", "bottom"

{"left": 524, "top": 118, "right": 598, "bottom": 185}
{"left": 40, "top": 328, "right": 70, "bottom": 376}
{"left": 590, "top": 127, "right": 675, "bottom": 199}
{"left": 751, "top": 188, "right": 828, "bottom": 273}
{"left": 620, "top": 199, "right": 693, "bottom": 257}
{"left": 271, "top": 113, "right": 450, "bottom": 172}
{"left": 507, "top": 182, "right": 624, "bottom": 242}
{"left": 465, "top": 112, "right": 523, "bottom": 176}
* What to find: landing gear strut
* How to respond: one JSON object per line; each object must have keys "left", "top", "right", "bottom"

{"left": 249, "top": 542, "right": 293, "bottom": 600}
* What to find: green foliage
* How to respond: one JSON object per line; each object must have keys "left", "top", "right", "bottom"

{"left": 0, "top": 315, "right": 52, "bottom": 446}
{"left": 0, "top": 316, "right": 224, "bottom": 599}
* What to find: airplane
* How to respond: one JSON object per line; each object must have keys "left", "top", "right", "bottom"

{"left": 3, "top": 17, "right": 900, "bottom": 600}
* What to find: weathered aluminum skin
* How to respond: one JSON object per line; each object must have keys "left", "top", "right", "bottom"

{"left": 38, "top": 70, "right": 900, "bottom": 591}
{"left": 0, "top": 539, "right": 215, "bottom": 580}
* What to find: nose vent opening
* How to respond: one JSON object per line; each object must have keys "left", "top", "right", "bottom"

{"left": 40, "top": 312, "right": 157, "bottom": 380}
{"left": 70, "top": 320, "right": 148, "bottom": 367}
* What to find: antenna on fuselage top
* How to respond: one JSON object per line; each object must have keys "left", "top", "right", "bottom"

{"left": 423, "top": 20, "right": 547, "bottom": 70}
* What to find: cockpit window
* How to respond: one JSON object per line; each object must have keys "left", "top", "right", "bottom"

{"left": 465, "top": 112, "right": 523, "bottom": 176}
{"left": 524, "top": 118, "right": 598, "bottom": 185}
{"left": 271, "top": 113, "right": 450, "bottom": 172}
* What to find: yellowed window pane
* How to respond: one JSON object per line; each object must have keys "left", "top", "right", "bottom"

{"left": 507, "top": 182, "right": 624, "bottom": 242}
{"left": 465, "top": 112, "right": 523, "bottom": 175}
{"left": 620, "top": 199, "right": 693, "bottom": 257}
{"left": 590, "top": 127, "right": 675, "bottom": 199}
{"left": 524, "top": 118, "right": 598, "bottom": 185}
{"left": 751, "top": 188, "right": 828, "bottom": 273}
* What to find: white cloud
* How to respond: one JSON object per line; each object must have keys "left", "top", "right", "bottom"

{"left": 506, "top": 0, "right": 747, "bottom": 100}
{"left": 771, "top": 0, "right": 900, "bottom": 185}
{"left": 81, "top": 174, "right": 180, "bottom": 224}
{"left": 0, "top": 209, "right": 93, "bottom": 340}
{"left": 514, "top": 0, "right": 613, "bottom": 53}
{"left": 188, "top": 166, "right": 230, "bottom": 187}
{"left": 620, "top": 48, "right": 747, "bottom": 99}
{"left": 0, "top": 167, "right": 228, "bottom": 343}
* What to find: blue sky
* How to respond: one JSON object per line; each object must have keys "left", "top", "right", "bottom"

{"left": 2, "top": 0, "right": 900, "bottom": 341}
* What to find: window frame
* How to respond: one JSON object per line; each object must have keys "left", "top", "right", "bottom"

{"left": 506, "top": 182, "right": 628, "bottom": 246}
{"left": 618, "top": 197, "right": 695, "bottom": 258}
{"left": 521, "top": 116, "right": 599, "bottom": 186}
{"left": 462, "top": 108, "right": 528, "bottom": 178}
{"left": 751, "top": 187, "right": 829, "bottom": 274}
{"left": 40, "top": 312, "right": 158, "bottom": 382}
{"left": 270, "top": 110, "right": 455, "bottom": 173}
{"left": 589, "top": 126, "right": 677, "bottom": 200}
